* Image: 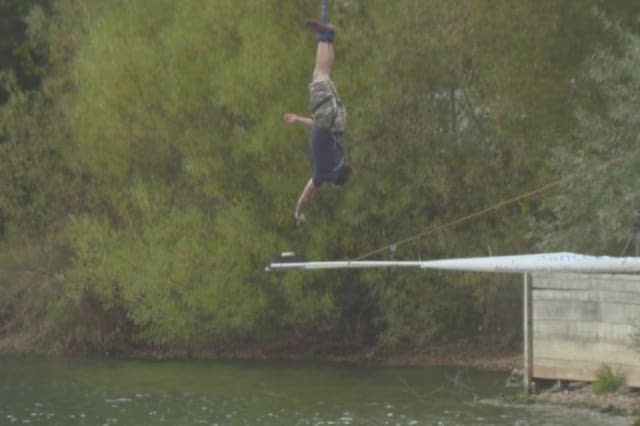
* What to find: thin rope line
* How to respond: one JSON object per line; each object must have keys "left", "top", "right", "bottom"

{"left": 620, "top": 234, "right": 633, "bottom": 256}
{"left": 353, "top": 148, "right": 640, "bottom": 261}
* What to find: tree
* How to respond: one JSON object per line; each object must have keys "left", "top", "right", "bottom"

{"left": 0, "top": 0, "right": 51, "bottom": 101}
{"left": 4, "top": 0, "right": 640, "bottom": 355}
{"left": 537, "top": 11, "right": 640, "bottom": 254}
{"left": 58, "top": 0, "right": 640, "bottom": 350}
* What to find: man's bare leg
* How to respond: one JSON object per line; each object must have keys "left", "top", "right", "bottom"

{"left": 305, "top": 18, "right": 335, "bottom": 82}
{"left": 313, "top": 41, "right": 334, "bottom": 83}
{"left": 314, "top": 0, "right": 333, "bottom": 83}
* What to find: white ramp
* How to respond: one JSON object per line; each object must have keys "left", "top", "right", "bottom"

{"left": 266, "top": 252, "right": 640, "bottom": 274}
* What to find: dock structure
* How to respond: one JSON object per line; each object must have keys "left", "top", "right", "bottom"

{"left": 528, "top": 272, "right": 640, "bottom": 389}
{"left": 267, "top": 252, "right": 640, "bottom": 390}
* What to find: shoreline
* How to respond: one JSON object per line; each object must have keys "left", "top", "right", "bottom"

{"left": 531, "top": 382, "right": 640, "bottom": 417}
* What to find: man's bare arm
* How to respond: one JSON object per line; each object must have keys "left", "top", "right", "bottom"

{"left": 283, "top": 113, "right": 313, "bottom": 129}
{"left": 294, "top": 178, "right": 316, "bottom": 225}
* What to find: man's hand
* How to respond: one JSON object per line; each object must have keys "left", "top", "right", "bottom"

{"left": 294, "top": 179, "right": 316, "bottom": 227}
{"left": 294, "top": 211, "right": 306, "bottom": 226}
{"left": 283, "top": 113, "right": 314, "bottom": 128}
{"left": 282, "top": 113, "right": 299, "bottom": 124}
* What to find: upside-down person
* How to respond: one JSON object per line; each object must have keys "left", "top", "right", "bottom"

{"left": 283, "top": 0, "right": 353, "bottom": 226}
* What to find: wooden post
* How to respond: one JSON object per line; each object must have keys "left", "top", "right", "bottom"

{"left": 523, "top": 273, "right": 533, "bottom": 393}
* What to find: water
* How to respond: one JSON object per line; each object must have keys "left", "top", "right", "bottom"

{"left": 0, "top": 355, "right": 633, "bottom": 426}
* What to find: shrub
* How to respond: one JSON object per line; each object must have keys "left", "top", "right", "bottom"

{"left": 592, "top": 363, "right": 625, "bottom": 395}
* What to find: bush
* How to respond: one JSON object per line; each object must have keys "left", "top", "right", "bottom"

{"left": 592, "top": 363, "right": 625, "bottom": 395}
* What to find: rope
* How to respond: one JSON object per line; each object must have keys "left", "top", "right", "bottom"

{"left": 321, "top": 0, "right": 329, "bottom": 23}
{"left": 353, "top": 148, "right": 640, "bottom": 261}
{"left": 620, "top": 234, "right": 633, "bottom": 256}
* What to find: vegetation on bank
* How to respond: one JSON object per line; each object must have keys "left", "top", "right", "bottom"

{"left": 1, "top": 0, "right": 640, "bottom": 357}
{"left": 529, "top": 380, "right": 640, "bottom": 417}
{"left": 593, "top": 363, "right": 626, "bottom": 395}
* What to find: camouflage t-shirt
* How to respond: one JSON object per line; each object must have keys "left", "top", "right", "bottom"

{"left": 309, "top": 79, "right": 347, "bottom": 133}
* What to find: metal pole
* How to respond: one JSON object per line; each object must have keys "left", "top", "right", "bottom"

{"left": 633, "top": 209, "right": 640, "bottom": 256}
{"left": 523, "top": 273, "right": 533, "bottom": 393}
{"left": 266, "top": 260, "right": 425, "bottom": 272}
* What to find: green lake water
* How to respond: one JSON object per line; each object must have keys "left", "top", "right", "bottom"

{"left": 0, "top": 355, "right": 634, "bottom": 426}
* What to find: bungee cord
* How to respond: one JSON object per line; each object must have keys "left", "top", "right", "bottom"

{"left": 352, "top": 148, "right": 640, "bottom": 261}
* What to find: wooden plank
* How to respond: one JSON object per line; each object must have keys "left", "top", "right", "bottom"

{"left": 533, "top": 300, "right": 640, "bottom": 323}
{"left": 534, "top": 320, "right": 634, "bottom": 342}
{"left": 534, "top": 363, "right": 640, "bottom": 387}
{"left": 535, "top": 339, "right": 640, "bottom": 365}
{"left": 533, "top": 273, "right": 640, "bottom": 293}
{"left": 534, "top": 336, "right": 640, "bottom": 386}
{"left": 534, "top": 289, "right": 640, "bottom": 305}
{"left": 531, "top": 273, "right": 640, "bottom": 389}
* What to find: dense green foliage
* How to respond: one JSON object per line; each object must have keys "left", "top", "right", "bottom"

{"left": 0, "top": 0, "right": 50, "bottom": 99}
{"left": 1, "top": 0, "right": 640, "bottom": 355}
{"left": 537, "top": 14, "right": 640, "bottom": 254}
{"left": 592, "top": 363, "right": 626, "bottom": 395}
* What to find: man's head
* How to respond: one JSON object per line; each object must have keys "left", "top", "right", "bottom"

{"left": 334, "top": 164, "right": 353, "bottom": 187}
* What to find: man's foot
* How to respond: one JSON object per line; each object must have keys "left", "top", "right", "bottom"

{"left": 305, "top": 19, "right": 335, "bottom": 34}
